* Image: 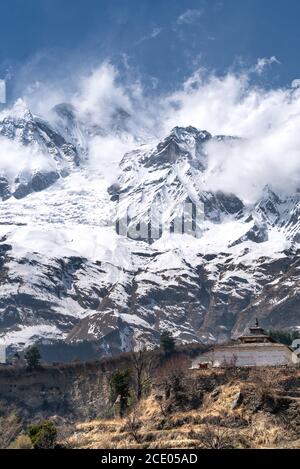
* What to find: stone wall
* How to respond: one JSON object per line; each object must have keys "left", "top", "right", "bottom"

{"left": 0, "top": 356, "right": 132, "bottom": 421}
{"left": 192, "top": 344, "right": 299, "bottom": 368}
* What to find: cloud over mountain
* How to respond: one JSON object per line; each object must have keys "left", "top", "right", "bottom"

{"left": 3, "top": 59, "right": 300, "bottom": 202}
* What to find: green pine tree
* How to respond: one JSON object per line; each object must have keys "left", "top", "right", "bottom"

{"left": 27, "top": 420, "right": 57, "bottom": 449}
{"left": 24, "top": 345, "right": 41, "bottom": 369}
{"left": 110, "top": 368, "right": 132, "bottom": 417}
{"left": 160, "top": 331, "right": 176, "bottom": 355}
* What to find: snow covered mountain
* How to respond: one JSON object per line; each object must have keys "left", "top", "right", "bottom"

{"left": 0, "top": 101, "right": 299, "bottom": 360}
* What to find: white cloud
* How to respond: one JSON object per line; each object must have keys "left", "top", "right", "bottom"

{"left": 150, "top": 27, "right": 162, "bottom": 38}
{"left": 177, "top": 9, "right": 203, "bottom": 25}
{"left": 65, "top": 63, "right": 158, "bottom": 179}
{"left": 291, "top": 79, "right": 300, "bottom": 89}
{"left": 11, "top": 62, "right": 160, "bottom": 187}
{"left": 5, "top": 59, "right": 300, "bottom": 203}
{"left": 72, "top": 62, "right": 132, "bottom": 129}
{"left": 22, "top": 81, "right": 70, "bottom": 120}
{"left": 161, "top": 66, "right": 300, "bottom": 201}
{"left": 70, "top": 62, "right": 158, "bottom": 135}
{"left": 0, "top": 135, "right": 54, "bottom": 182}
{"left": 162, "top": 67, "right": 296, "bottom": 138}
{"left": 136, "top": 27, "right": 163, "bottom": 45}
{"left": 254, "top": 56, "right": 280, "bottom": 75}
{"left": 88, "top": 134, "right": 133, "bottom": 184}
{"left": 204, "top": 133, "right": 300, "bottom": 202}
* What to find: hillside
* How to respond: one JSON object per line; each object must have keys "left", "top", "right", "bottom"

{"left": 68, "top": 367, "right": 300, "bottom": 450}
{"left": 0, "top": 102, "right": 299, "bottom": 360}
{"left": 0, "top": 346, "right": 299, "bottom": 449}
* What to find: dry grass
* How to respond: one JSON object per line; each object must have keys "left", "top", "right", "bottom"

{"left": 8, "top": 434, "right": 33, "bottom": 449}
{"left": 0, "top": 411, "right": 23, "bottom": 449}
{"left": 65, "top": 368, "right": 300, "bottom": 450}
{"left": 248, "top": 413, "right": 284, "bottom": 447}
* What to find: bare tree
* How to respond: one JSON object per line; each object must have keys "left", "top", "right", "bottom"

{"left": 250, "top": 368, "right": 281, "bottom": 400}
{"left": 197, "top": 424, "right": 234, "bottom": 449}
{"left": 124, "top": 406, "right": 143, "bottom": 444}
{"left": 155, "top": 356, "right": 190, "bottom": 412}
{"left": 130, "top": 344, "right": 158, "bottom": 401}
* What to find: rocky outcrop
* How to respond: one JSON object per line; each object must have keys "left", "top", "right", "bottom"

{"left": 13, "top": 171, "right": 60, "bottom": 200}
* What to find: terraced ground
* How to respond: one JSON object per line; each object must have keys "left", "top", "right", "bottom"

{"left": 67, "top": 367, "right": 300, "bottom": 449}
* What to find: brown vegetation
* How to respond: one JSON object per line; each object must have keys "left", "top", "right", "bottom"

{"left": 66, "top": 366, "right": 300, "bottom": 449}
{"left": 0, "top": 345, "right": 299, "bottom": 450}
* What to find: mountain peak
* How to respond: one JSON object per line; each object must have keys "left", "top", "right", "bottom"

{"left": 169, "top": 125, "right": 211, "bottom": 142}
{"left": 0, "top": 106, "right": 299, "bottom": 356}
{"left": 261, "top": 184, "right": 281, "bottom": 202}
{"left": 0, "top": 98, "right": 33, "bottom": 122}
{"left": 144, "top": 125, "right": 212, "bottom": 169}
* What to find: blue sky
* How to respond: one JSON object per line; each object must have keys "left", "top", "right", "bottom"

{"left": 1, "top": 0, "right": 300, "bottom": 101}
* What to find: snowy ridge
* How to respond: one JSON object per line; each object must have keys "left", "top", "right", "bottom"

{"left": 0, "top": 103, "right": 299, "bottom": 359}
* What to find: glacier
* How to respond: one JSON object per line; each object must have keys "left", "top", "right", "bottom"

{"left": 0, "top": 100, "right": 299, "bottom": 360}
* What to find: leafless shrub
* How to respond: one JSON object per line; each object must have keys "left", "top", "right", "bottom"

{"left": 221, "top": 354, "right": 238, "bottom": 369}
{"left": 8, "top": 434, "right": 33, "bottom": 449}
{"left": 0, "top": 411, "right": 23, "bottom": 449}
{"left": 247, "top": 368, "right": 288, "bottom": 414}
{"left": 155, "top": 356, "right": 201, "bottom": 413}
{"left": 56, "top": 423, "right": 75, "bottom": 448}
{"left": 250, "top": 368, "right": 281, "bottom": 399}
{"left": 194, "top": 424, "right": 235, "bottom": 449}
{"left": 123, "top": 406, "right": 143, "bottom": 444}
{"left": 155, "top": 394, "right": 168, "bottom": 417}
{"left": 156, "top": 356, "right": 188, "bottom": 398}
